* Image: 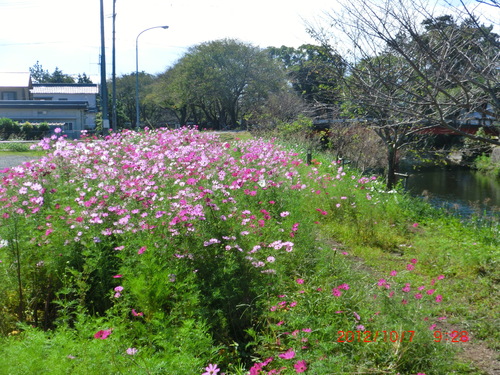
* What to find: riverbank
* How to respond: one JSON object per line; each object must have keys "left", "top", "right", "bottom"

{"left": 474, "top": 147, "right": 500, "bottom": 178}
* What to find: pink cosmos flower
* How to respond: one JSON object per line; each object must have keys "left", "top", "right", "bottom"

{"left": 437, "top": 275, "right": 445, "bottom": 280}
{"left": 414, "top": 293, "right": 423, "bottom": 299}
{"left": 138, "top": 246, "right": 146, "bottom": 254}
{"left": 407, "top": 264, "right": 415, "bottom": 271}
{"left": 410, "top": 258, "right": 418, "bottom": 264}
{"left": 435, "top": 295, "right": 443, "bottom": 302}
{"left": 278, "top": 348, "right": 296, "bottom": 359}
{"left": 202, "top": 363, "right": 220, "bottom": 375}
{"left": 94, "top": 329, "right": 112, "bottom": 339}
{"left": 112, "top": 274, "right": 122, "bottom": 278}
{"left": 126, "top": 347, "right": 137, "bottom": 355}
{"left": 426, "top": 289, "right": 435, "bottom": 295}
{"left": 296, "top": 278, "right": 305, "bottom": 284}
{"left": 294, "top": 360, "right": 307, "bottom": 373}
{"left": 338, "top": 283, "right": 350, "bottom": 290}
{"left": 249, "top": 363, "right": 264, "bottom": 375}
{"left": 131, "top": 309, "right": 143, "bottom": 316}
{"left": 332, "top": 288, "right": 342, "bottom": 297}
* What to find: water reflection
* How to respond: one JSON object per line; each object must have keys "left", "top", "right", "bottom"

{"left": 405, "top": 167, "right": 500, "bottom": 218}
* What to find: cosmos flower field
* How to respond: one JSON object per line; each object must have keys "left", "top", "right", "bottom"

{"left": 0, "top": 127, "right": 473, "bottom": 374}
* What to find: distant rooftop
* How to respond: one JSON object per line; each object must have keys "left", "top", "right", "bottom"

{"left": 0, "top": 72, "right": 32, "bottom": 87}
{"left": 0, "top": 100, "right": 88, "bottom": 109}
{"left": 32, "top": 83, "right": 99, "bottom": 95}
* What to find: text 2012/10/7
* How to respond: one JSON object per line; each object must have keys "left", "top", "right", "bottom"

{"left": 337, "top": 330, "right": 415, "bottom": 343}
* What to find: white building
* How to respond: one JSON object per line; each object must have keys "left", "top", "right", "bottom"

{"left": 0, "top": 73, "right": 100, "bottom": 139}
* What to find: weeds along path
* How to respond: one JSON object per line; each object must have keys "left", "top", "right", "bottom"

{"left": 319, "top": 236, "right": 500, "bottom": 375}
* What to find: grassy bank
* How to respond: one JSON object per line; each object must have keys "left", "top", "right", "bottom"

{"left": 0, "top": 128, "right": 497, "bottom": 374}
{"left": 474, "top": 153, "right": 500, "bottom": 179}
{"left": 0, "top": 141, "right": 40, "bottom": 153}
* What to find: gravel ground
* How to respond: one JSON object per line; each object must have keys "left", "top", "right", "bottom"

{"left": 0, "top": 155, "right": 41, "bottom": 171}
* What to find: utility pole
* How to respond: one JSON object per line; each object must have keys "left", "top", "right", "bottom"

{"left": 112, "top": 0, "right": 117, "bottom": 132}
{"left": 100, "top": 0, "right": 109, "bottom": 134}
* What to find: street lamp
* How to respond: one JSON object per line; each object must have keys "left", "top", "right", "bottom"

{"left": 135, "top": 25, "right": 169, "bottom": 130}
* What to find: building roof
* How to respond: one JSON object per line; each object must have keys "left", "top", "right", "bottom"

{"left": 0, "top": 72, "right": 32, "bottom": 88}
{"left": 31, "top": 84, "right": 99, "bottom": 95}
{"left": 0, "top": 100, "right": 88, "bottom": 109}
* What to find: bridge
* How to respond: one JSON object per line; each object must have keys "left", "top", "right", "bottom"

{"left": 312, "top": 118, "right": 500, "bottom": 136}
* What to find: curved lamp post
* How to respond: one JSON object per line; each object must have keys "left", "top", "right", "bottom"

{"left": 135, "top": 25, "right": 169, "bottom": 130}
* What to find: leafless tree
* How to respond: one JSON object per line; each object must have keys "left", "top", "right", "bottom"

{"left": 308, "top": 0, "right": 499, "bottom": 187}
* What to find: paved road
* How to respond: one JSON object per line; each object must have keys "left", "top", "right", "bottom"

{"left": 0, "top": 155, "right": 40, "bottom": 171}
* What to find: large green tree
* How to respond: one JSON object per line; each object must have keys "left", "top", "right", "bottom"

{"left": 113, "top": 72, "right": 163, "bottom": 128}
{"left": 153, "top": 39, "right": 289, "bottom": 129}
{"left": 267, "top": 44, "right": 346, "bottom": 116}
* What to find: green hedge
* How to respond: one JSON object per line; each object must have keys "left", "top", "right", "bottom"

{"left": 0, "top": 118, "right": 49, "bottom": 140}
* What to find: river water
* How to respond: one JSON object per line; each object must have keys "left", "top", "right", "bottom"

{"left": 404, "top": 167, "right": 500, "bottom": 218}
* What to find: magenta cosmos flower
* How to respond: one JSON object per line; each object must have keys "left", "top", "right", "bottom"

{"left": 94, "top": 329, "right": 112, "bottom": 339}
{"left": 294, "top": 360, "right": 307, "bottom": 373}
{"left": 278, "top": 348, "right": 296, "bottom": 359}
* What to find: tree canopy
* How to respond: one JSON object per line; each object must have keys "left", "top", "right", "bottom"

{"left": 153, "top": 39, "right": 289, "bottom": 129}
{"left": 267, "top": 44, "right": 346, "bottom": 116}
{"left": 29, "top": 61, "right": 92, "bottom": 84}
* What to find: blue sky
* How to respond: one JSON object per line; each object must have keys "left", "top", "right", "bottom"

{"left": 0, "top": 0, "right": 497, "bottom": 82}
